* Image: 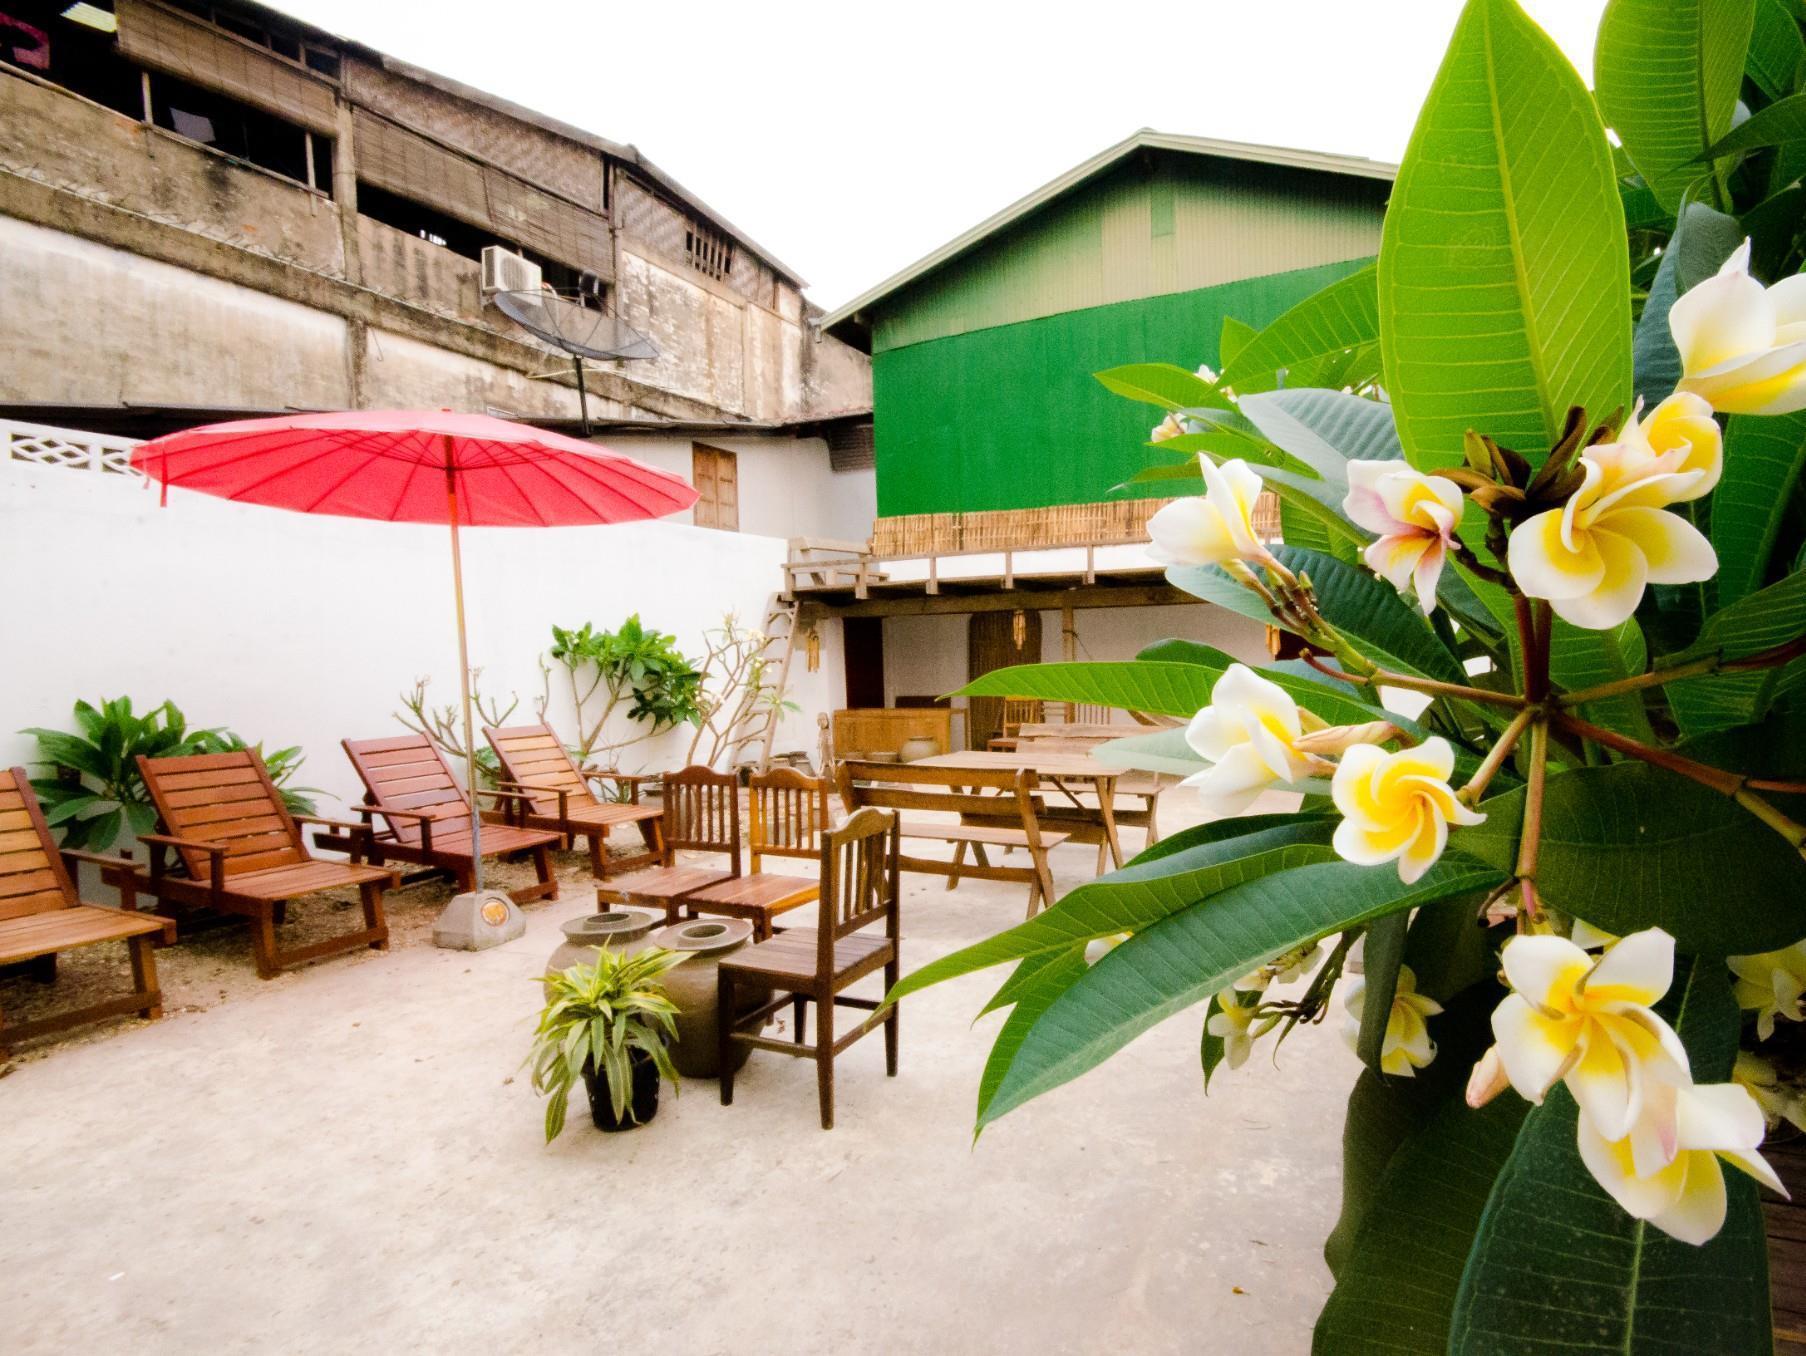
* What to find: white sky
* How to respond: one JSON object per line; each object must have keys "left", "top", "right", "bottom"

{"left": 271, "top": 0, "right": 1607, "bottom": 309}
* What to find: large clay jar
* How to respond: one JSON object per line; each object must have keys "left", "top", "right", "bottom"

{"left": 544, "top": 908, "right": 659, "bottom": 994}
{"left": 898, "top": 735, "right": 939, "bottom": 763}
{"left": 650, "top": 917, "right": 757, "bottom": 1078}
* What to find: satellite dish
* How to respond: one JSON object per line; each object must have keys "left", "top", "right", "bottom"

{"left": 490, "top": 288, "right": 659, "bottom": 433}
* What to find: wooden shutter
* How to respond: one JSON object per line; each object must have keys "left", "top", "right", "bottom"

{"left": 484, "top": 171, "right": 613, "bottom": 280}
{"left": 353, "top": 109, "right": 489, "bottom": 231}
{"left": 691, "top": 445, "right": 739, "bottom": 532}
{"left": 118, "top": 0, "right": 338, "bottom": 135}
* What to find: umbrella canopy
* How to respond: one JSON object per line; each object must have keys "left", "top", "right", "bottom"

{"left": 130, "top": 408, "right": 695, "bottom": 525}
{"left": 129, "top": 409, "right": 697, "bottom": 922}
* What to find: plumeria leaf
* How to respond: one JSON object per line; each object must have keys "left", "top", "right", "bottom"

{"left": 1235, "top": 388, "right": 1403, "bottom": 481}
{"left": 1093, "top": 363, "right": 1232, "bottom": 412}
{"left": 977, "top": 947, "right": 1090, "bottom": 1128}
{"left": 1547, "top": 616, "right": 1655, "bottom": 740}
{"left": 1746, "top": 0, "right": 1804, "bottom": 100}
{"left": 1093, "top": 727, "right": 1205, "bottom": 778}
{"left": 1630, "top": 201, "right": 1743, "bottom": 407}
{"left": 1198, "top": 993, "right": 1229, "bottom": 1092}
{"left": 1447, "top": 960, "right": 1767, "bottom": 1354}
{"left": 1220, "top": 267, "right": 1381, "bottom": 394}
{"left": 1697, "top": 86, "right": 1806, "bottom": 163}
{"left": 1219, "top": 314, "right": 1259, "bottom": 371}
{"left": 1462, "top": 762, "right": 1806, "bottom": 952}
{"left": 1713, "top": 410, "right": 1806, "bottom": 608}
{"left": 1381, "top": 0, "right": 1631, "bottom": 471}
{"left": 973, "top": 856, "right": 1504, "bottom": 1128}
{"left": 1355, "top": 911, "right": 1410, "bottom": 1077}
{"left": 1664, "top": 568, "right": 1806, "bottom": 733}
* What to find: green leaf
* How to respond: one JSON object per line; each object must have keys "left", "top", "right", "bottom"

{"left": 1277, "top": 496, "right": 1337, "bottom": 553}
{"left": 976, "top": 856, "right": 1504, "bottom": 1127}
{"left": 1700, "top": 86, "right": 1806, "bottom": 161}
{"left": 1714, "top": 410, "right": 1806, "bottom": 606}
{"left": 1597, "top": 0, "right": 1754, "bottom": 209}
{"left": 1665, "top": 567, "right": 1806, "bottom": 731}
{"left": 1747, "top": 0, "right": 1806, "bottom": 99}
{"left": 1094, "top": 727, "right": 1204, "bottom": 778}
{"left": 1355, "top": 910, "right": 1409, "bottom": 1076}
{"left": 1462, "top": 762, "right": 1806, "bottom": 951}
{"left": 1236, "top": 387, "right": 1403, "bottom": 480}
{"left": 888, "top": 817, "right": 1342, "bottom": 1003}
{"left": 1547, "top": 615, "right": 1655, "bottom": 739}
{"left": 1219, "top": 314, "right": 1258, "bottom": 371}
{"left": 1220, "top": 265, "right": 1380, "bottom": 392}
{"left": 1093, "top": 363, "right": 1229, "bottom": 411}
{"left": 1198, "top": 992, "right": 1229, "bottom": 1091}
{"left": 977, "top": 947, "right": 1090, "bottom": 1126}
{"left": 1169, "top": 546, "right": 1468, "bottom": 684}
{"left": 1447, "top": 960, "right": 1769, "bottom": 1354}
{"left": 1380, "top": 0, "right": 1632, "bottom": 471}
{"left": 1631, "top": 201, "right": 1744, "bottom": 406}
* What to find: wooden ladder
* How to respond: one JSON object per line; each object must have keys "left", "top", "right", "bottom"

{"left": 750, "top": 597, "right": 801, "bottom": 773}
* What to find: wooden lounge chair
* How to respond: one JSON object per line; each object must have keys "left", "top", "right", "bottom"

{"left": 717, "top": 807, "right": 901, "bottom": 1130}
{"left": 678, "top": 767, "right": 826, "bottom": 940}
{"left": 482, "top": 722, "right": 662, "bottom": 879}
{"left": 836, "top": 760, "right": 1068, "bottom": 918}
{"left": 0, "top": 768, "right": 175, "bottom": 1054}
{"left": 337, "top": 735, "right": 562, "bottom": 905}
{"left": 133, "top": 751, "right": 394, "bottom": 980}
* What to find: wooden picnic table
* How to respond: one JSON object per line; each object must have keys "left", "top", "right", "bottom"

{"left": 914, "top": 750, "right": 1125, "bottom": 871}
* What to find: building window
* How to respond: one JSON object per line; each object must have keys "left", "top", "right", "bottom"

{"left": 691, "top": 444, "right": 739, "bottom": 532}
{"left": 2, "top": 1, "right": 141, "bottom": 118}
{"left": 148, "top": 69, "right": 330, "bottom": 191}
{"left": 165, "top": 0, "right": 340, "bottom": 78}
{"left": 685, "top": 219, "right": 734, "bottom": 281}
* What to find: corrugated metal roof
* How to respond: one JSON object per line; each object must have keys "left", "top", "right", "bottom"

{"left": 820, "top": 129, "right": 1396, "bottom": 344}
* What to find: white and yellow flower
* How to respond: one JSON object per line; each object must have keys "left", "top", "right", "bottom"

{"left": 1330, "top": 737, "right": 1484, "bottom": 884}
{"left": 1182, "top": 663, "right": 1319, "bottom": 816}
{"left": 1577, "top": 1080, "right": 1787, "bottom": 1246}
{"left": 1146, "top": 457, "right": 1272, "bottom": 568}
{"left": 1670, "top": 237, "right": 1806, "bottom": 416}
{"left": 1341, "top": 964, "right": 1442, "bottom": 1077}
{"left": 1208, "top": 989, "right": 1263, "bottom": 1070}
{"left": 1150, "top": 413, "right": 1193, "bottom": 443}
{"left": 1491, "top": 929, "right": 1690, "bottom": 1142}
{"left": 1734, "top": 1050, "right": 1806, "bottom": 1134}
{"left": 1505, "top": 422, "right": 1717, "bottom": 630}
{"left": 1729, "top": 941, "right": 1806, "bottom": 1040}
{"left": 1342, "top": 460, "right": 1466, "bottom": 614}
{"left": 1619, "top": 392, "right": 1723, "bottom": 498}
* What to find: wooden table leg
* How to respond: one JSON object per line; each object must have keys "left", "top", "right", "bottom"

{"left": 1097, "top": 775, "right": 1124, "bottom": 869}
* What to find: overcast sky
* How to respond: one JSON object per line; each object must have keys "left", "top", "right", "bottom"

{"left": 271, "top": 0, "right": 1607, "bottom": 309}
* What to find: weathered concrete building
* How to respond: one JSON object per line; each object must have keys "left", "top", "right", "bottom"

{"left": 0, "top": 0, "right": 874, "bottom": 537}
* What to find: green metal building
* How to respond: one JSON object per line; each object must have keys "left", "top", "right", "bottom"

{"left": 822, "top": 130, "right": 1394, "bottom": 519}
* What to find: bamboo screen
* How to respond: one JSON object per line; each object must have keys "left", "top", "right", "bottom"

{"left": 118, "top": 0, "right": 337, "bottom": 135}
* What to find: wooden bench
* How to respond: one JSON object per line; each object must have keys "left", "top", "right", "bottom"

{"left": 483, "top": 721, "right": 663, "bottom": 879}
{"left": 1015, "top": 724, "right": 1172, "bottom": 847}
{"left": 132, "top": 751, "right": 394, "bottom": 980}
{"left": 836, "top": 760, "right": 1069, "bottom": 918}
{"left": 0, "top": 767, "right": 175, "bottom": 1054}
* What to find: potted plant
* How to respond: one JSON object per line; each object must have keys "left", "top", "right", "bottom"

{"left": 527, "top": 946, "right": 685, "bottom": 1138}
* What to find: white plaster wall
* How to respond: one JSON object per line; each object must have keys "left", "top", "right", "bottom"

{"left": 0, "top": 458, "right": 843, "bottom": 818}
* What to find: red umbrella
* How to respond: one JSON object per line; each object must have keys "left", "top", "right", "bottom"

{"left": 131, "top": 410, "right": 697, "bottom": 926}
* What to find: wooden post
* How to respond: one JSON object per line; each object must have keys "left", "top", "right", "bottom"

{"left": 1062, "top": 594, "right": 1077, "bottom": 661}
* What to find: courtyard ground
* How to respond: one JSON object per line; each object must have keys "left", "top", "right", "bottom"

{"left": 0, "top": 798, "right": 1353, "bottom": 1356}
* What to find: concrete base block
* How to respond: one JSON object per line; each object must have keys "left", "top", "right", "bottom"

{"left": 432, "top": 890, "right": 526, "bottom": 951}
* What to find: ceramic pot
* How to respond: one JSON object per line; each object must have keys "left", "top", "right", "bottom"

{"left": 545, "top": 908, "right": 659, "bottom": 991}
{"left": 650, "top": 917, "right": 757, "bottom": 1078}
{"left": 898, "top": 735, "right": 940, "bottom": 763}
{"left": 583, "top": 1047, "right": 661, "bottom": 1131}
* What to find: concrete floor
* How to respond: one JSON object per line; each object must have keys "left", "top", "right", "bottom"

{"left": 0, "top": 806, "right": 1354, "bottom": 1355}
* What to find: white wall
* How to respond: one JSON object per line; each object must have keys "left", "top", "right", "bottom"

{"left": 603, "top": 432, "right": 876, "bottom": 542}
{"left": 0, "top": 455, "right": 843, "bottom": 817}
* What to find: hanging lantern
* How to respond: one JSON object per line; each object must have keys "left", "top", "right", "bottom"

{"left": 1011, "top": 609, "right": 1027, "bottom": 650}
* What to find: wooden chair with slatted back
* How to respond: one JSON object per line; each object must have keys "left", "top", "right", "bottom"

{"left": 0, "top": 768, "right": 175, "bottom": 1054}
{"left": 133, "top": 751, "right": 395, "bottom": 980}
{"left": 597, "top": 765, "right": 740, "bottom": 923}
{"left": 336, "top": 735, "right": 562, "bottom": 905}
{"left": 482, "top": 722, "right": 663, "bottom": 879}
{"left": 678, "top": 767, "right": 825, "bottom": 940}
{"left": 1062, "top": 702, "right": 1117, "bottom": 725}
{"left": 717, "top": 807, "right": 901, "bottom": 1129}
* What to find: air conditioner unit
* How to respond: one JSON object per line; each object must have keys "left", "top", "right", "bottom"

{"left": 481, "top": 246, "right": 541, "bottom": 297}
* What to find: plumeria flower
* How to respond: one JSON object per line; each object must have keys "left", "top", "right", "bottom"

{"left": 1734, "top": 1051, "right": 1806, "bottom": 1134}
{"left": 1670, "top": 238, "right": 1806, "bottom": 416}
{"left": 1181, "top": 663, "right": 1320, "bottom": 816}
{"left": 1239, "top": 942, "right": 1324, "bottom": 992}
{"left": 1577, "top": 1080, "right": 1787, "bottom": 1246}
{"left": 1490, "top": 929, "right": 1690, "bottom": 1143}
{"left": 1340, "top": 964, "right": 1442, "bottom": 1077}
{"left": 1342, "top": 460, "right": 1465, "bottom": 614}
{"left": 1466, "top": 1045, "right": 1511, "bottom": 1108}
{"left": 1146, "top": 457, "right": 1272, "bottom": 568}
{"left": 1150, "top": 413, "right": 1194, "bottom": 443}
{"left": 1329, "top": 737, "right": 1484, "bottom": 884}
{"left": 1620, "top": 392, "right": 1723, "bottom": 499}
{"left": 1208, "top": 989, "right": 1263, "bottom": 1070}
{"left": 1505, "top": 425, "right": 1717, "bottom": 630}
{"left": 1728, "top": 941, "right": 1806, "bottom": 1040}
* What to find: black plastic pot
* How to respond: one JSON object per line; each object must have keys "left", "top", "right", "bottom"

{"left": 583, "top": 1047, "right": 661, "bottom": 1132}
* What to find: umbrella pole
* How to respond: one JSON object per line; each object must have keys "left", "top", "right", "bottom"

{"left": 445, "top": 450, "right": 485, "bottom": 894}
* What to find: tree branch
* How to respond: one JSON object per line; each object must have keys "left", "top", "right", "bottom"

{"left": 1555, "top": 633, "right": 1806, "bottom": 707}
{"left": 1300, "top": 650, "right": 1527, "bottom": 710}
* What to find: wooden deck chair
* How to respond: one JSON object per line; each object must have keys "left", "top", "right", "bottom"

{"left": 133, "top": 751, "right": 394, "bottom": 980}
{"left": 0, "top": 768, "right": 175, "bottom": 1054}
{"left": 679, "top": 767, "right": 825, "bottom": 940}
{"left": 337, "top": 735, "right": 562, "bottom": 905}
{"left": 597, "top": 765, "right": 740, "bottom": 922}
{"left": 717, "top": 807, "right": 901, "bottom": 1129}
{"left": 483, "top": 722, "right": 662, "bottom": 879}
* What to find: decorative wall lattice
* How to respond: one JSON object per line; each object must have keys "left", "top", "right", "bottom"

{"left": 2, "top": 420, "right": 143, "bottom": 478}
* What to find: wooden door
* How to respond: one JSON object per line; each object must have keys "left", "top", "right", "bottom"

{"left": 967, "top": 610, "right": 1040, "bottom": 750}
{"left": 842, "top": 617, "right": 885, "bottom": 709}
{"left": 691, "top": 444, "right": 739, "bottom": 531}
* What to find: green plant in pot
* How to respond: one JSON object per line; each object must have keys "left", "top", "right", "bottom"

{"left": 528, "top": 946, "right": 685, "bottom": 1138}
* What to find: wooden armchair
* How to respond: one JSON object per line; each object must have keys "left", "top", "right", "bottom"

{"left": 678, "top": 767, "right": 825, "bottom": 940}
{"left": 335, "top": 735, "right": 562, "bottom": 905}
{"left": 132, "top": 751, "right": 394, "bottom": 980}
{"left": 483, "top": 722, "right": 662, "bottom": 879}
{"left": 0, "top": 768, "right": 175, "bottom": 1053}
{"left": 717, "top": 807, "right": 901, "bottom": 1129}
